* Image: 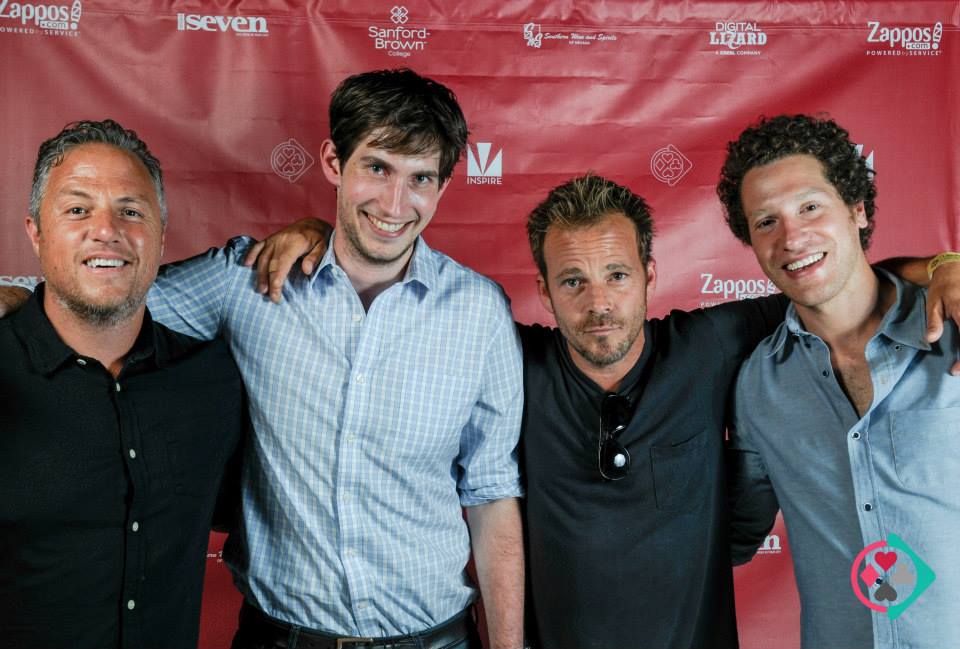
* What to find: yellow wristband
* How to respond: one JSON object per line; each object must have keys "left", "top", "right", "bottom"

{"left": 927, "top": 252, "right": 960, "bottom": 279}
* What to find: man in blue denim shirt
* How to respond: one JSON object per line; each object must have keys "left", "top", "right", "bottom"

{"left": 720, "top": 114, "right": 960, "bottom": 649}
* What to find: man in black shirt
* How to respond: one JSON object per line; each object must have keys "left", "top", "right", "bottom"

{"left": 0, "top": 120, "right": 244, "bottom": 649}
{"left": 519, "top": 174, "right": 785, "bottom": 649}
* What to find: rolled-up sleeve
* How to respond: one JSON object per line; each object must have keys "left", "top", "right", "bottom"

{"left": 457, "top": 297, "right": 524, "bottom": 506}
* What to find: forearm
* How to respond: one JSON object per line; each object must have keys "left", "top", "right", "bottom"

{"left": 466, "top": 498, "right": 525, "bottom": 649}
{"left": 0, "top": 286, "right": 31, "bottom": 317}
{"left": 874, "top": 256, "right": 932, "bottom": 286}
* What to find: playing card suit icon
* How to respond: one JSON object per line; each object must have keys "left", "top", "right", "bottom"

{"left": 875, "top": 551, "right": 898, "bottom": 571}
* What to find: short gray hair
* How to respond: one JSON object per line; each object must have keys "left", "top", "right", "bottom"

{"left": 30, "top": 119, "right": 167, "bottom": 228}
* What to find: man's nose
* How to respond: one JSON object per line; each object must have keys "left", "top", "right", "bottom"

{"left": 88, "top": 208, "right": 121, "bottom": 242}
{"left": 383, "top": 177, "right": 410, "bottom": 218}
{"left": 585, "top": 282, "right": 613, "bottom": 314}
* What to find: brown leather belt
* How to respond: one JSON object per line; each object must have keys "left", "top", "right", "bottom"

{"left": 237, "top": 601, "right": 473, "bottom": 649}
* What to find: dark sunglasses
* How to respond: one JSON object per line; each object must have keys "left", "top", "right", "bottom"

{"left": 598, "top": 393, "right": 632, "bottom": 480}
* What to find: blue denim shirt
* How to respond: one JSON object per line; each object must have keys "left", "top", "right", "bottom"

{"left": 730, "top": 270, "right": 960, "bottom": 649}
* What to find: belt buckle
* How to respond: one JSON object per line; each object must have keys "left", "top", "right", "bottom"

{"left": 336, "top": 638, "right": 374, "bottom": 649}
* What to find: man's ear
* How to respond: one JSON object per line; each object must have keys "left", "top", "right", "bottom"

{"left": 536, "top": 274, "right": 555, "bottom": 316}
{"left": 436, "top": 176, "right": 451, "bottom": 200}
{"left": 645, "top": 258, "right": 657, "bottom": 301}
{"left": 852, "top": 201, "right": 868, "bottom": 229}
{"left": 319, "top": 139, "right": 342, "bottom": 187}
{"left": 25, "top": 215, "right": 40, "bottom": 257}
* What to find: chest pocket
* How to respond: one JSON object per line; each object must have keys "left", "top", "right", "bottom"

{"left": 649, "top": 429, "right": 709, "bottom": 512}
{"left": 890, "top": 407, "right": 960, "bottom": 488}
{"left": 137, "top": 381, "right": 242, "bottom": 497}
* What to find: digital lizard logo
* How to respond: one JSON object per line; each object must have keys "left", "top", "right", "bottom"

{"left": 850, "top": 534, "right": 935, "bottom": 619}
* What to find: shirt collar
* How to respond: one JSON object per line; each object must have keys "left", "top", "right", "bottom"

{"left": 766, "top": 267, "right": 931, "bottom": 356}
{"left": 13, "top": 283, "right": 166, "bottom": 375}
{"left": 311, "top": 230, "right": 438, "bottom": 291}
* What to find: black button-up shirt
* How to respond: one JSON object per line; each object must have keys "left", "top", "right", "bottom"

{"left": 0, "top": 285, "right": 245, "bottom": 649}
{"left": 520, "top": 295, "right": 787, "bottom": 649}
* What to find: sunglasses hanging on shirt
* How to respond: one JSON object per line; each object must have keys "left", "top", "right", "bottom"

{"left": 598, "top": 392, "right": 632, "bottom": 481}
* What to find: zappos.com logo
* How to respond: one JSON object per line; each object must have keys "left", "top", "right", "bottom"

{"left": 177, "top": 12, "right": 268, "bottom": 36}
{"left": 866, "top": 20, "right": 942, "bottom": 56}
{"left": 368, "top": 7, "right": 430, "bottom": 58}
{"left": 699, "top": 273, "right": 778, "bottom": 307}
{"left": 851, "top": 535, "right": 935, "bottom": 618}
{"left": 466, "top": 142, "right": 502, "bottom": 185}
{"left": 0, "top": 275, "right": 41, "bottom": 289}
{"left": 709, "top": 21, "right": 767, "bottom": 56}
{"left": 0, "top": 0, "right": 81, "bottom": 36}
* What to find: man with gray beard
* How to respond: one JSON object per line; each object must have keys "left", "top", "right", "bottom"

{"left": 0, "top": 119, "right": 244, "bottom": 649}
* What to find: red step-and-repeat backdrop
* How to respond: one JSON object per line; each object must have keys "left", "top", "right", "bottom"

{"left": 2, "top": 1, "right": 957, "bottom": 647}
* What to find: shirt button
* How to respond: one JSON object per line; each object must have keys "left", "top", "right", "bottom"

{"left": 357, "top": 602, "right": 367, "bottom": 610}
{"left": 76, "top": 358, "right": 87, "bottom": 366}
{"left": 115, "top": 382, "right": 122, "bottom": 393}
{"left": 851, "top": 431, "right": 861, "bottom": 440}
{"left": 129, "top": 449, "right": 137, "bottom": 459}
{"left": 822, "top": 370, "right": 830, "bottom": 377}
{"left": 894, "top": 344, "right": 902, "bottom": 351}
{"left": 352, "top": 314, "right": 362, "bottom": 324}
{"left": 356, "top": 373, "right": 364, "bottom": 384}
{"left": 131, "top": 521, "right": 140, "bottom": 532}
{"left": 346, "top": 433, "right": 357, "bottom": 442}
{"left": 864, "top": 503, "right": 873, "bottom": 511}
{"left": 127, "top": 599, "right": 136, "bottom": 610}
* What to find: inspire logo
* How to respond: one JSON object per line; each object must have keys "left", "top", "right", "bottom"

{"left": 850, "top": 534, "right": 935, "bottom": 619}
{"left": 466, "top": 142, "right": 502, "bottom": 185}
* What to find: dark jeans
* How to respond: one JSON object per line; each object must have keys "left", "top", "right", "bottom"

{"left": 230, "top": 601, "right": 482, "bottom": 649}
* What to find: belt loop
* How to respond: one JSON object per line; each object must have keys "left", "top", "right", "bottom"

{"left": 288, "top": 624, "right": 300, "bottom": 649}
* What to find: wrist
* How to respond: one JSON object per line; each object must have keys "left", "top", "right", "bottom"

{"left": 927, "top": 252, "right": 960, "bottom": 279}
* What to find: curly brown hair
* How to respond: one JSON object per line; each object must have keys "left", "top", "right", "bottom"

{"left": 717, "top": 114, "right": 876, "bottom": 249}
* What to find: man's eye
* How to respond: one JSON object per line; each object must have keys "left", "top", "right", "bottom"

{"left": 610, "top": 272, "right": 627, "bottom": 281}
{"left": 369, "top": 163, "right": 385, "bottom": 174}
{"left": 68, "top": 207, "right": 86, "bottom": 216}
{"left": 755, "top": 218, "right": 775, "bottom": 230}
{"left": 801, "top": 203, "right": 819, "bottom": 214}
{"left": 122, "top": 209, "right": 143, "bottom": 218}
{"left": 413, "top": 175, "right": 432, "bottom": 186}
{"left": 562, "top": 278, "right": 581, "bottom": 288}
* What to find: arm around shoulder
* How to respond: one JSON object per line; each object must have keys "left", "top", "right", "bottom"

{"left": 0, "top": 286, "right": 31, "bottom": 318}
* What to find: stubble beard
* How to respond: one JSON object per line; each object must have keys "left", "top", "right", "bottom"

{"left": 564, "top": 312, "right": 645, "bottom": 369}
{"left": 54, "top": 285, "right": 147, "bottom": 328}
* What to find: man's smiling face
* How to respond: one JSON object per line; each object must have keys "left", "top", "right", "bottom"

{"left": 27, "top": 142, "right": 164, "bottom": 325}
{"left": 329, "top": 132, "right": 448, "bottom": 271}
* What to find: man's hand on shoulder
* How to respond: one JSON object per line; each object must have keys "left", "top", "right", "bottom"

{"left": 241, "top": 218, "right": 332, "bottom": 303}
{"left": 925, "top": 256, "right": 960, "bottom": 367}
{"left": 0, "top": 286, "right": 31, "bottom": 318}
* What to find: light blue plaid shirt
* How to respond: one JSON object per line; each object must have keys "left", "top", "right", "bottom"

{"left": 147, "top": 233, "right": 523, "bottom": 636}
